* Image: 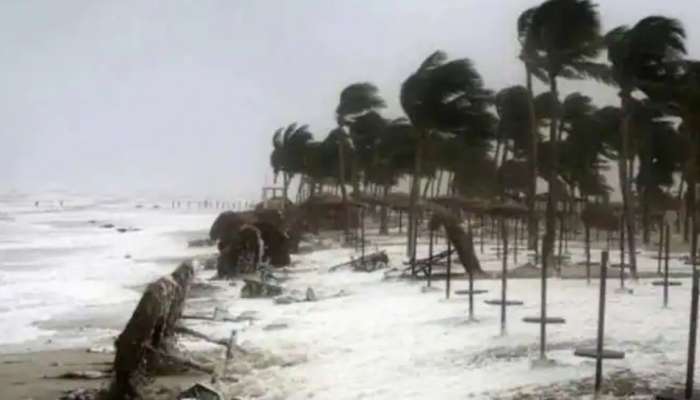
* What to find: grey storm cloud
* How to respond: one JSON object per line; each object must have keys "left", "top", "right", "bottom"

{"left": 0, "top": 0, "right": 698, "bottom": 199}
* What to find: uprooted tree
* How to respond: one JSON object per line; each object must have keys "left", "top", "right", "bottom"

{"left": 108, "top": 262, "right": 194, "bottom": 400}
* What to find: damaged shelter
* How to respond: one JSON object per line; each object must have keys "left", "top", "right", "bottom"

{"left": 209, "top": 209, "right": 293, "bottom": 278}
{"left": 298, "top": 194, "right": 363, "bottom": 232}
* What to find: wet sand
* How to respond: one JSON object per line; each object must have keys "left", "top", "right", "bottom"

{"left": 0, "top": 348, "right": 208, "bottom": 400}
{"left": 0, "top": 349, "right": 112, "bottom": 400}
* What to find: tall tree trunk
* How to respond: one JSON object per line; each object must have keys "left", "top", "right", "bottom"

{"left": 407, "top": 134, "right": 425, "bottom": 260}
{"left": 539, "top": 73, "right": 559, "bottom": 360}
{"left": 619, "top": 93, "right": 638, "bottom": 278}
{"left": 337, "top": 134, "right": 350, "bottom": 239}
{"left": 436, "top": 169, "right": 444, "bottom": 197}
{"left": 422, "top": 176, "right": 433, "bottom": 199}
{"left": 525, "top": 65, "right": 539, "bottom": 252}
{"left": 282, "top": 173, "right": 290, "bottom": 213}
{"left": 379, "top": 184, "right": 389, "bottom": 235}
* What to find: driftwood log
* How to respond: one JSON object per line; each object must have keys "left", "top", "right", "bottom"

{"left": 329, "top": 251, "right": 389, "bottom": 272}
{"left": 108, "top": 262, "right": 194, "bottom": 400}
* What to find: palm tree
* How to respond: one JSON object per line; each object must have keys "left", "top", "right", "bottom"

{"left": 517, "top": 6, "right": 547, "bottom": 252}
{"left": 526, "top": 0, "right": 607, "bottom": 361}
{"left": 400, "top": 51, "right": 494, "bottom": 260}
{"left": 270, "top": 123, "right": 313, "bottom": 211}
{"left": 335, "top": 83, "right": 386, "bottom": 237}
{"left": 605, "top": 16, "right": 686, "bottom": 276}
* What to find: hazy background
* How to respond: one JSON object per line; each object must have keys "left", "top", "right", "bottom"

{"left": 1, "top": 0, "right": 699, "bottom": 200}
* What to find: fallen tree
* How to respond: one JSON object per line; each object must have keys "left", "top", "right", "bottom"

{"left": 107, "top": 262, "right": 195, "bottom": 400}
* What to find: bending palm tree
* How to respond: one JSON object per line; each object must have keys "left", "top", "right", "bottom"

{"left": 527, "top": 0, "right": 607, "bottom": 361}
{"left": 400, "top": 50, "right": 494, "bottom": 261}
{"left": 605, "top": 16, "right": 686, "bottom": 277}
{"left": 335, "top": 83, "right": 386, "bottom": 238}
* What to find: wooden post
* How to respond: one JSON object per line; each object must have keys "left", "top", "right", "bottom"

{"left": 664, "top": 223, "right": 670, "bottom": 308}
{"left": 398, "top": 210, "right": 402, "bottom": 234}
{"left": 480, "top": 215, "right": 485, "bottom": 254}
{"left": 514, "top": 219, "right": 519, "bottom": 266}
{"left": 427, "top": 225, "right": 434, "bottom": 288}
{"left": 685, "top": 270, "right": 699, "bottom": 399}
{"left": 658, "top": 221, "right": 664, "bottom": 276}
{"left": 501, "top": 217, "right": 508, "bottom": 336}
{"left": 594, "top": 251, "right": 609, "bottom": 394}
{"left": 620, "top": 216, "right": 626, "bottom": 290}
{"left": 361, "top": 208, "right": 366, "bottom": 263}
{"left": 558, "top": 214, "right": 564, "bottom": 269}
{"left": 446, "top": 230, "right": 452, "bottom": 300}
{"left": 468, "top": 254, "right": 475, "bottom": 320}
{"left": 585, "top": 223, "right": 591, "bottom": 285}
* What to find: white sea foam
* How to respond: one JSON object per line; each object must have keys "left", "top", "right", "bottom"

{"left": 0, "top": 192, "right": 236, "bottom": 349}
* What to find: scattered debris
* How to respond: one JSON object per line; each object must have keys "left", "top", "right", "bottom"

{"left": 240, "top": 278, "right": 283, "bottom": 298}
{"left": 86, "top": 346, "right": 114, "bottom": 354}
{"left": 329, "top": 250, "right": 389, "bottom": 272}
{"left": 56, "top": 370, "right": 109, "bottom": 380}
{"left": 177, "top": 382, "right": 223, "bottom": 400}
{"left": 306, "top": 287, "right": 317, "bottom": 301}
{"left": 188, "top": 238, "right": 215, "bottom": 248}
{"left": 59, "top": 388, "right": 104, "bottom": 400}
{"left": 263, "top": 323, "right": 289, "bottom": 331}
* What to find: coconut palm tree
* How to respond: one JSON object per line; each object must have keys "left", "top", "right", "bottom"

{"left": 517, "top": 6, "right": 547, "bottom": 251}
{"left": 334, "top": 83, "right": 386, "bottom": 237}
{"left": 526, "top": 0, "right": 609, "bottom": 361}
{"left": 270, "top": 123, "right": 314, "bottom": 211}
{"left": 400, "top": 50, "right": 494, "bottom": 260}
{"left": 605, "top": 15, "right": 687, "bottom": 276}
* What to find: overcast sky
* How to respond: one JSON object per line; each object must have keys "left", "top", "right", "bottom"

{"left": 1, "top": 1, "right": 699, "bottom": 199}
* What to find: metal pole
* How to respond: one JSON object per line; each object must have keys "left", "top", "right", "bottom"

{"left": 446, "top": 230, "right": 452, "bottom": 300}
{"left": 501, "top": 217, "right": 508, "bottom": 336}
{"left": 594, "top": 251, "right": 609, "bottom": 394}
{"left": 664, "top": 223, "right": 670, "bottom": 308}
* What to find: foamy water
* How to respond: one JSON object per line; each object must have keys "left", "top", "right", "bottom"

{"left": 0, "top": 192, "right": 234, "bottom": 350}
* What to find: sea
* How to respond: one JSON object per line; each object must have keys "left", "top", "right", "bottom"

{"left": 0, "top": 192, "right": 243, "bottom": 352}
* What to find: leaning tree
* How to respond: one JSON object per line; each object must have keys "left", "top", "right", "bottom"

{"left": 605, "top": 15, "right": 687, "bottom": 276}
{"left": 525, "top": 0, "right": 610, "bottom": 361}
{"left": 400, "top": 50, "right": 494, "bottom": 260}
{"left": 334, "top": 83, "right": 386, "bottom": 237}
{"left": 270, "top": 123, "right": 313, "bottom": 211}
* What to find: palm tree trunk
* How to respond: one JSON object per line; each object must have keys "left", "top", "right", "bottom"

{"left": 422, "top": 176, "right": 433, "bottom": 199}
{"left": 407, "top": 133, "right": 425, "bottom": 261}
{"left": 620, "top": 93, "right": 638, "bottom": 278}
{"left": 539, "top": 73, "right": 559, "bottom": 360}
{"left": 282, "top": 173, "right": 290, "bottom": 213}
{"left": 337, "top": 135, "right": 350, "bottom": 239}
{"left": 380, "top": 184, "right": 389, "bottom": 235}
{"left": 525, "top": 66, "right": 539, "bottom": 252}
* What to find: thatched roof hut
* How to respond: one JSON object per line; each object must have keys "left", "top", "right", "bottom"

{"left": 255, "top": 197, "right": 293, "bottom": 212}
{"left": 487, "top": 200, "right": 529, "bottom": 219}
{"left": 430, "top": 195, "right": 488, "bottom": 215}
{"left": 299, "top": 194, "right": 364, "bottom": 231}
{"left": 581, "top": 203, "right": 620, "bottom": 232}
